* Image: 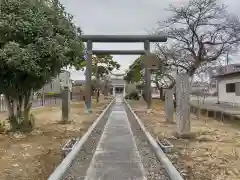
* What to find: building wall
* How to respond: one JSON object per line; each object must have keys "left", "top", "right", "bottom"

{"left": 74, "top": 80, "right": 85, "bottom": 87}
{"left": 59, "top": 70, "right": 72, "bottom": 91}
{"left": 72, "top": 86, "right": 82, "bottom": 94}
{"left": 111, "top": 79, "right": 125, "bottom": 86}
{"left": 39, "top": 70, "right": 72, "bottom": 94}
{"left": 218, "top": 75, "right": 240, "bottom": 104}
{"left": 42, "top": 79, "right": 61, "bottom": 94}
{"left": 207, "top": 64, "right": 240, "bottom": 79}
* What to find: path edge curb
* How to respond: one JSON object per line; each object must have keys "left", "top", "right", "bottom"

{"left": 124, "top": 99, "right": 184, "bottom": 180}
{"left": 48, "top": 97, "right": 115, "bottom": 180}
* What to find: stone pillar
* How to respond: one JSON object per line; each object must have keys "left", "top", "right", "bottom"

{"left": 164, "top": 89, "right": 174, "bottom": 123}
{"left": 176, "top": 73, "right": 191, "bottom": 134}
{"left": 62, "top": 86, "right": 70, "bottom": 123}
{"left": 144, "top": 40, "right": 152, "bottom": 109}
{"left": 113, "top": 86, "right": 115, "bottom": 96}
{"left": 123, "top": 83, "right": 126, "bottom": 97}
{"left": 85, "top": 40, "right": 92, "bottom": 110}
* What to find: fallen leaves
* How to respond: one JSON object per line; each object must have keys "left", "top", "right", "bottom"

{"left": 128, "top": 99, "right": 240, "bottom": 180}
{"left": 0, "top": 97, "right": 111, "bottom": 180}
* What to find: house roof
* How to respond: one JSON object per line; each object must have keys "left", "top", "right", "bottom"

{"left": 212, "top": 71, "right": 240, "bottom": 78}
{"left": 74, "top": 80, "right": 85, "bottom": 86}
{"left": 191, "top": 82, "right": 209, "bottom": 87}
{"left": 208, "top": 63, "right": 240, "bottom": 70}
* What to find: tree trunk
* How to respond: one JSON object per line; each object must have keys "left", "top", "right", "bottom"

{"left": 3, "top": 90, "right": 34, "bottom": 132}
{"left": 103, "top": 81, "right": 109, "bottom": 99}
{"left": 187, "top": 58, "right": 200, "bottom": 77}
{"left": 5, "top": 95, "right": 15, "bottom": 120}
{"left": 142, "top": 90, "right": 147, "bottom": 102}
{"left": 23, "top": 90, "right": 34, "bottom": 130}
{"left": 155, "top": 81, "right": 164, "bottom": 101}
{"left": 96, "top": 78, "right": 100, "bottom": 103}
{"left": 164, "top": 89, "right": 174, "bottom": 123}
{"left": 41, "top": 93, "right": 45, "bottom": 106}
{"left": 16, "top": 95, "right": 23, "bottom": 119}
{"left": 176, "top": 73, "right": 191, "bottom": 135}
{"left": 96, "top": 89, "right": 100, "bottom": 102}
{"left": 159, "top": 87, "right": 164, "bottom": 101}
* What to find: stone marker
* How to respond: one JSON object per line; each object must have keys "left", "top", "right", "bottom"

{"left": 62, "top": 86, "right": 70, "bottom": 123}
{"left": 164, "top": 89, "right": 174, "bottom": 123}
{"left": 176, "top": 73, "right": 190, "bottom": 134}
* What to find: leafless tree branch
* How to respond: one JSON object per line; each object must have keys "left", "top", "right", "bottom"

{"left": 153, "top": 0, "right": 240, "bottom": 84}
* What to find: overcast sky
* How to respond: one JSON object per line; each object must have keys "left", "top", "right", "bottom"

{"left": 59, "top": 0, "right": 240, "bottom": 80}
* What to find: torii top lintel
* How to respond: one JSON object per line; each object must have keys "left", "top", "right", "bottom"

{"left": 80, "top": 35, "right": 167, "bottom": 43}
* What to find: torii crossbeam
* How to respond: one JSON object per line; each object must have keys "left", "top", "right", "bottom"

{"left": 80, "top": 34, "right": 167, "bottom": 111}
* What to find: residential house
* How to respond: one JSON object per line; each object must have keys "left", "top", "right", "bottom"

{"left": 73, "top": 80, "right": 85, "bottom": 87}
{"left": 39, "top": 70, "right": 72, "bottom": 95}
{"left": 190, "top": 81, "right": 210, "bottom": 95}
{"left": 72, "top": 80, "right": 85, "bottom": 94}
{"left": 72, "top": 80, "right": 85, "bottom": 100}
{"left": 214, "top": 71, "right": 240, "bottom": 105}
{"left": 59, "top": 70, "right": 72, "bottom": 91}
{"left": 206, "top": 64, "right": 240, "bottom": 94}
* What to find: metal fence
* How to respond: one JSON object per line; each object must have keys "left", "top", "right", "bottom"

{"left": 0, "top": 97, "right": 62, "bottom": 113}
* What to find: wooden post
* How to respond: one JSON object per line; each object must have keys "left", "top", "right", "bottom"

{"left": 164, "top": 89, "right": 174, "bottom": 123}
{"left": 176, "top": 73, "right": 191, "bottom": 134}
{"left": 62, "top": 86, "right": 70, "bottom": 123}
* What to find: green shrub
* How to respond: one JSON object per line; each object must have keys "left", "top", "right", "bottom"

{"left": 125, "top": 91, "right": 139, "bottom": 100}
{"left": 124, "top": 94, "right": 129, "bottom": 99}
{"left": 0, "top": 119, "right": 11, "bottom": 133}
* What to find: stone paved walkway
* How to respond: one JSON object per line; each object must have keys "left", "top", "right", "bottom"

{"left": 84, "top": 96, "right": 147, "bottom": 180}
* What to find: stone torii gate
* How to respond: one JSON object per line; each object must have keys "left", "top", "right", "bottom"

{"left": 80, "top": 35, "right": 167, "bottom": 111}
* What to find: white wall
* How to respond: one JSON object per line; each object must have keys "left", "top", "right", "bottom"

{"left": 41, "top": 78, "right": 61, "bottom": 94}
{"left": 218, "top": 76, "right": 240, "bottom": 105}
{"left": 111, "top": 79, "right": 125, "bottom": 86}
{"left": 39, "top": 70, "right": 72, "bottom": 94}
{"left": 59, "top": 70, "right": 72, "bottom": 91}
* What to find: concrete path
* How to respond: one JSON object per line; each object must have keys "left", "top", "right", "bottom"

{"left": 84, "top": 96, "right": 146, "bottom": 180}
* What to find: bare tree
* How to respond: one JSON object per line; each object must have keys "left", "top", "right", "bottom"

{"left": 155, "top": 0, "right": 240, "bottom": 80}
{"left": 152, "top": 65, "right": 175, "bottom": 100}
{"left": 151, "top": 0, "right": 240, "bottom": 135}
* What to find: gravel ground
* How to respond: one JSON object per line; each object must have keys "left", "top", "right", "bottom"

{"left": 61, "top": 103, "right": 114, "bottom": 180}
{"left": 60, "top": 99, "right": 170, "bottom": 180}
{"left": 124, "top": 103, "right": 171, "bottom": 180}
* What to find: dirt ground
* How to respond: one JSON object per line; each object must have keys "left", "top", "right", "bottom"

{"left": 128, "top": 99, "right": 240, "bottom": 180}
{"left": 0, "top": 96, "right": 112, "bottom": 180}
